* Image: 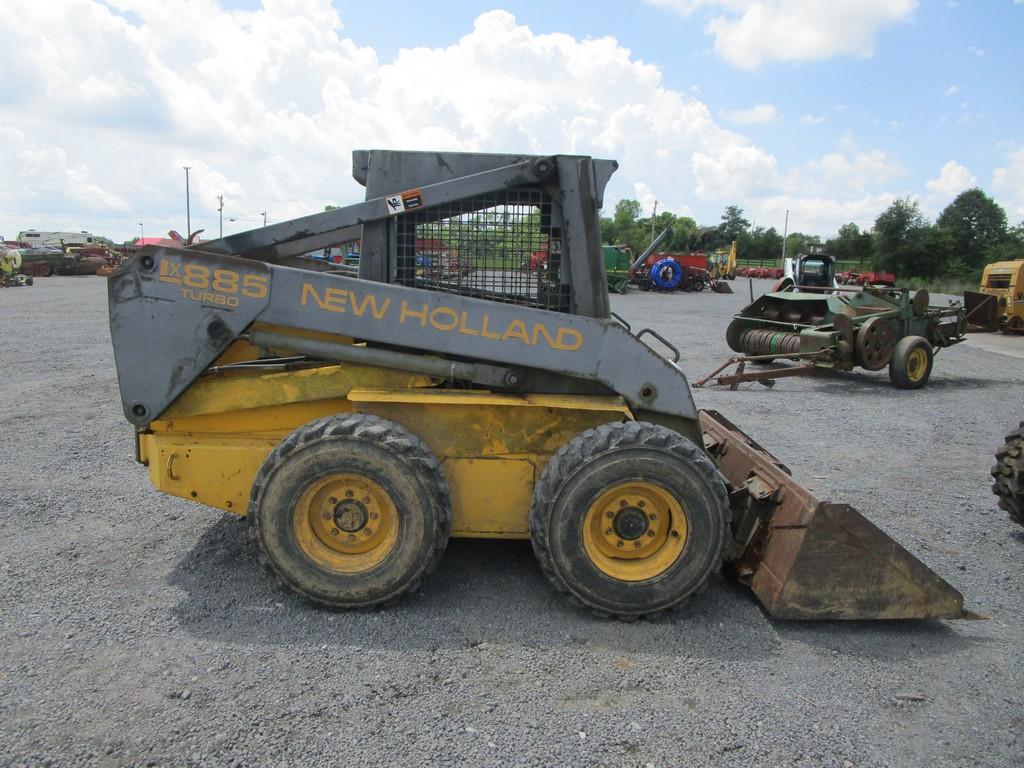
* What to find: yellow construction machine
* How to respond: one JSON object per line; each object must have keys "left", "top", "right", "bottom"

{"left": 711, "top": 241, "right": 737, "bottom": 281}
{"left": 108, "top": 151, "right": 968, "bottom": 620}
{"left": 965, "top": 258, "right": 1024, "bottom": 333}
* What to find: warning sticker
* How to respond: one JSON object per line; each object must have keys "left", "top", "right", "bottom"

{"left": 385, "top": 188, "right": 425, "bottom": 216}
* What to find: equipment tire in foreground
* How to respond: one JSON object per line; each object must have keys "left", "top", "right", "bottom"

{"left": 529, "top": 421, "right": 730, "bottom": 619}
{"left": 992, "top": 422, "right": 1024, "bottom": 528}
{"left": 249, "top": 413, "right": 451, "bottom": 608}
{"left": 888, "top": 335, "right": 933, "bottom": 389}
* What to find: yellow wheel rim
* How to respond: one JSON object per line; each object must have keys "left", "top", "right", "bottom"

{"left": 906, "top": 347, "right": 928, "bottom": 383}
{"left": 292, "top": 473, "right": 399, "bottom": 574}
{"left": 581, "top": 482, "right": 688, "bottom": 582}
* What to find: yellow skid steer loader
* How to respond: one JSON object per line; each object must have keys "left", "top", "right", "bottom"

{"left": 108, "top": 150, "right": 967, "bottom": 620}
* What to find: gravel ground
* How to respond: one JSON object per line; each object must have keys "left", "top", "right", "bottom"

{"left": 1, "top": 276, "right": 1022, "bottom": 768}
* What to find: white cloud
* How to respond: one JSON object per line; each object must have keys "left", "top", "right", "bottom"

{"left": 965, "top": 46, "right": 985, "bottom": 56}
{"left": 0, "top": 2, "right": 923, "bottom": 242}
{"left": 800, "top": 114, "right": 824, "bottom": 125}
{"left": 647, "top": 0, "right": 917, "bottom": 69}
{"left": 992, "top": 150, "right": 1024, "bottom": 218}
{"left": 720, "top": 104, "right": 780, "bottom": 124}
{"left": 925, "top": 161, "right": 977, "bottom": 197}
{"left": 944, "top": 84, "right": 960, "bottom": 97}
{"left": 797, "top": 141, "right": 907, "bottom": 195}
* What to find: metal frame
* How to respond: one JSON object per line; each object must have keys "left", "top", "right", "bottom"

{"left": 109, "top": 152, "right": 699, "bottom": 442}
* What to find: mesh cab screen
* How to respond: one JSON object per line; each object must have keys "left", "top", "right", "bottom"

{"left": 395, "top": 190, "right": 569, "bottom": 312}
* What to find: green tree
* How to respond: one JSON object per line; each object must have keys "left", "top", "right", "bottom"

{"left": 717, "top": 205, "right": 750, "bottom": 246}
{"left": 872, "top": 198, "right": 942, "bottom": 277}
{"left": 936, "top": 188, "right": 1008, "bottom": 271}
{"left": 783, "top": 232, "right": 821, "bottom": 259}
{"left": 826, "top": 222, "right": 874, "bottom": 267}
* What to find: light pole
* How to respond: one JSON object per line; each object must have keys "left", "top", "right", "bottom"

{"left": 650, "top": 200, "right": 658, "bottom": 244}
{"left": 183, "top": 166, "right": 192, "bottom": 238}
{"left": 217, "top": 194, "right": 224, "bottom": 238}
{"left": 261, "top": 211, "right": 268, "bottom": 227}
{"left": 138, "top": 222, "right": 144, "bottom": 244}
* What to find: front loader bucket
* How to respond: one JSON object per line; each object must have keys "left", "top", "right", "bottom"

{"left": 713, "top": 281, "right": 734, "bottom": 294}
{"left": 700, "top": 410, "right": 969, "bottom": 620}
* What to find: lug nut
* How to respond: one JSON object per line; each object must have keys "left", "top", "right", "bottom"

{"left": 616, "top": 540, "right": 624, "bottom": 548}
{"left": 347, "top": 534, "right": 356, "bottom": 542}
{"left": 370, "top": 512, "right": 379, "bottom": 520}
{"left": 606, "top": 510, "right": 614, "bottom": 518}
{"left": 363, "top": 496, "right": 370, "bottom": 504}
{"left": 329, "top": 497, "right": 337, "bottom": 505}
{"left": 647, "top": 530, "right": 655, "bottom": 537}
{"left": 637, "top": 501, "right": 646, "bottom": 508}
{"left": 345, "top": 490, "right": 354, "bottom": 498}
{"left": 671, "top": 530, "right": 680, "bottom": 538}
{"left": 322, "top": 512, "right": 332, "bottom": 520}
{"left": 649, "top": 513, "right": 657, "bottom": 521}
{"left": 633, "top": 541, "right": 642, "bottom": 548}
{"left": 364, "top": 529, "right": 373, "bottom": 536}
{"left": 605, "top": 527, "right": 613, "bottom": 535}
{"left": 330, "top": 528, "right": 340, "bottom": 536}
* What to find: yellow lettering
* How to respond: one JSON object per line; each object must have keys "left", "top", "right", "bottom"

{"left": 160, "top": 260, "right": 181, "bottom": 284}
{"left": 501, "top": 320, "right": 531, "bottom": 344}
{"left": 300, "top": 283, "right": 347, "bottom": 313}
{"left": 430, "top": 306, "right": 459, "bottom": 331}
{"left": 400, "top": 302, "right": 428, "bottom": 326}
{"left": 458, "top": 311, "right": 479, "bottom": 336}
{"left": 480, "top": 313, "right": 501, "bottom": 340}
{"left": 554, "top": 328, "right": 584, "bottom": 351}
{"left": 350, "top": 292, "right": 391, "bottom": 319}
{"left": 183, "top": 263, "right": 208, "bottom": 289}
{"left": 532, "top": 323, "right": 557, "bottom": 348}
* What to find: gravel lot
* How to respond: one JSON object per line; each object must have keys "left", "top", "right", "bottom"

{"left": 2, "top": 276, "right": 1022, "bottom": 767}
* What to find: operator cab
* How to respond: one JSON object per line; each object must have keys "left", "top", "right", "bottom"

{"left": 783, "top": 252, "right": 837, "bottom": 291}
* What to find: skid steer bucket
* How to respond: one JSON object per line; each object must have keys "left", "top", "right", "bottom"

{"left": 700, "top": 410, "right": 968, "bottom": 619}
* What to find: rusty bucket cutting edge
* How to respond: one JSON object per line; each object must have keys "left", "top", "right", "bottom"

{"left": 700, "top": 409, "right": 970, "bottom": 620}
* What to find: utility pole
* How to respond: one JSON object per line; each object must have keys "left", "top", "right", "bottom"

{"left": 780, "top": 209, "right": 789, "bottom": 266}
{"left": 217, "top": 195, "right": 224, "bottom": 238}
{"left": 138, "top": 222, "right": 144, "bottom": 244}
{"left": 650, "top": 200, "right": 658, "bottom": 244}
{"left": 183, "top": 166, "right": 192, "bottom": 238}
{"left": 261, "top": 211, "right": 268, "bottom": 227}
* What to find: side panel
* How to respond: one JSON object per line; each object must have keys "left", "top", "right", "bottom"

{"left": 348, "top": 390, "right": 632, "bottom": 538}
{"left": 139, "top": 363, "right": 632, "bottom": 537}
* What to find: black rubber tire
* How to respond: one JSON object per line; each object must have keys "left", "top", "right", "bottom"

{"left": 888, "top": 335, "right": 933, "bottom": 389}
{"left": 248, "top": 413, "right": 451, "bottom": 609}
{"left": 529, "top": 421, "right": 730, "bottom": 620}
{"left": 992, "top": 422, "right": 1024, "bottom": 528}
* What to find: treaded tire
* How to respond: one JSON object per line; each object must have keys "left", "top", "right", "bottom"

{"left": 248, "top": 413, "right": 450, "bottom": 608}
{"left": 888, "top": 335, "right": 933, "bottom": 389}
{"left": 992, "top": 422, "right": 1024, "bottom": 528}
{"left": 529, "top": 421, "right": 730, "bottom": 620}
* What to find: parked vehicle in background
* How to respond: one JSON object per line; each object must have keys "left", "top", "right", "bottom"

{"left": 1, "top": 246, "right": 34, "bottom": 287}
{"left": 16, "top": 230, "right": 101, "bottom": 249}
{"left": 967, "top": 259, "right": 1024, "bottom": 334}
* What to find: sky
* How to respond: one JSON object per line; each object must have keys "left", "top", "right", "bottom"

{"left": 0, "top": 0, "right": 1021, "bottom": 244}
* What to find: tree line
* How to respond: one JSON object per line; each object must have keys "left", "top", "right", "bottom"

{"left": 601, "top": 189, "right": 1024, "bottom": 280}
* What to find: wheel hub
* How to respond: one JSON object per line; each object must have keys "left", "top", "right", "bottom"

{"left": 292, "top": 473, "right": 399, "bottom": 572}
{"left": 333, "top": 500, "right": 369, "bottom": 532}
{"left": 582, "top": 481, "right": 688, "bottom": 581}
{"left": 613, "top": 507, "right": 649, "bottom": 540}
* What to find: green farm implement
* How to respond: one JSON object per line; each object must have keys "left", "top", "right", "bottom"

{"left": 698, "top": 285, "right": 966, "bottom": 389}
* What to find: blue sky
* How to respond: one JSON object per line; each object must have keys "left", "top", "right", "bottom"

{"left": 1, "top": 0, "right": 1021, "bottom": 243}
